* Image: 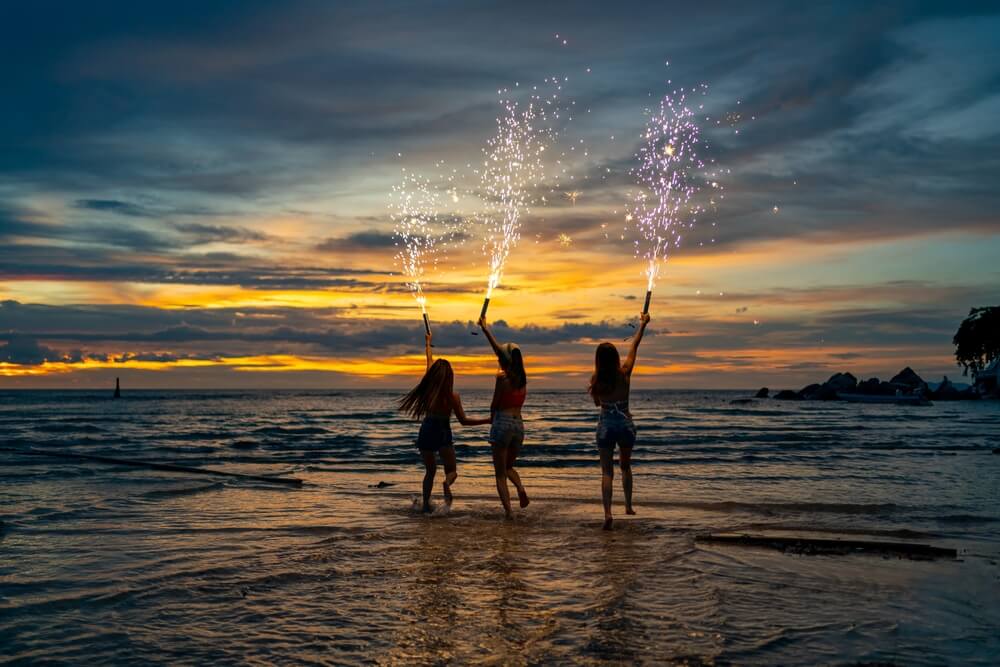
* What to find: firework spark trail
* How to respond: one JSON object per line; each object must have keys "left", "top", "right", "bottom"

{"left": 391, "top": 167, "right": 466, "bottom": 333}
{"left": 628, "top": 85, "right": 722, "bottom": 312}
{"left": 477, "top": 80, "right": 568, "bottom": 319}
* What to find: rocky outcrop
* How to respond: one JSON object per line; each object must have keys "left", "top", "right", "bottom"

{"left": 825, "top": 372, "right": 857, "bottom": 393}
{"left": 889, "top": 367, "right": 928, "bottom": 395}
{"left": 773, "top": 389, "right": 801, "bottom": 400}
{"left": 764, "top": 367, "right": 979, "bottom": 402}
{"left": 856, "top": 377, "right": 895, "bottom": 396}
{"left": 930, "top": 376, "right": 978, "bottom": 401}
{"left": 890, "top": 367, "right": 923, "bottom": 387}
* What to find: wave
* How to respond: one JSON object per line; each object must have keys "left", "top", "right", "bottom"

{"left": 251, "top": 426, "right": 329, "bottom": 436}
{"left": 926, "top": 514, "right": 1000, "bottom": 524}
{"left": 34, "top": 423, "right": 105, "bottom": 434}
{"left": 140, "top": 482, "right": 225, "bottom": 499}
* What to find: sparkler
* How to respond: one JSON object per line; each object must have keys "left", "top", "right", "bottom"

{"left": 391, "top": 168, "right": 465, "bottom": 335}
{"left": 628, "top": 86, "right": 718, "bottom": 314}
{"left": 476, "top": 85, "right": 558, "bottom": 319}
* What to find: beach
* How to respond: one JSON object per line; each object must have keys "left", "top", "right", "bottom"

{"left": 2, "top": 389, "right": 998, "bottom": 665}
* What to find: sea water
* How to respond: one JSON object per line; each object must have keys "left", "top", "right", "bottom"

{"left": 1, "top": 389, "right": 998, "bottom": 664}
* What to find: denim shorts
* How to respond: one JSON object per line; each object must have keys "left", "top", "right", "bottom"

{"left": 416, "top": 415, "right": 453, "bottom": 452}
{"left": 489, "top": 413, "right": 524, "bottom": 450}
{"left": 596, "top": 410, "right": 636, "bottom": 450}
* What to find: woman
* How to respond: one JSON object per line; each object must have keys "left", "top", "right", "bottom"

{"left": 478, "top": 315, "right": 529, "bottom": 519}
{"left": 589, "top": 311, "right": 650, "bottom": 530}
{"left": 399, "top": 331, "right": 491, "bottom": 513}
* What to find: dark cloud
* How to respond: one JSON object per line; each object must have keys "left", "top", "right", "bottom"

{"left": 0, "top": 300, "right": 628, "bottom": 365}
{"left": 0, "top": 243, "right": 385, "bottom": 290}
{"left": 172, "top": 222, "right": 269, "bottom": 244}
{"left": 74, "top": 199, "right": 150, "bottom": 217}
{"left": 0, "top": 336, "right": 63, "bottom": 366}
{"left": 316, "top": 231, "right": 397, "bottom": 252}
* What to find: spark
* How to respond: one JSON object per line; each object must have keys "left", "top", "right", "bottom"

{"left": 565, "top": 190, "right": 581, "bottom": 206}
{"left": 477, "top": 83, "right": 562, "bottom": 299}
{"left": 390, "top": 168, "right": 467, "bottom": 317}
{"left": 558, "top": 233, "right": 573, "bottom": 247}
{"left": 627, "top": 88, "right": 719, "bottom": 291}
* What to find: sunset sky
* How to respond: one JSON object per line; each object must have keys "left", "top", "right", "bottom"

{"left": 2, "top": 1, "right": 998, "bottom": 389}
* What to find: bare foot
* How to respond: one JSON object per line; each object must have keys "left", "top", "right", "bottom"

{"left": 517, "top": 488, "right": 530, "bottom": 508}
{"left": 625, "top": 506, "right": 637, "bottom": 515}
{"left": 443, "top": 472, "right": 457, "bottom": 506}
{"left": 505, "top": 510, "right": 514, "bottom": 521}
{"left": 602, "top": 517, "right": 613, "bottom": 531}
{"left": 422, "top": 503, "right": 434, "bottom": 514}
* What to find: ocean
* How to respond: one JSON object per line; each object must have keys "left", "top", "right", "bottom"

{"left": 1, "top": 389, "right": 998, "bottom": 665}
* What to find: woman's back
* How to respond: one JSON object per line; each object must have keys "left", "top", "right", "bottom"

{"left": 593, "top": 369, "right": 630, "bottom": 408}
{"left": 494, "top": 374, "right": 526, "bottom": 411}
{"left": 427, "top": 394, "right": 454, "bottom": 418}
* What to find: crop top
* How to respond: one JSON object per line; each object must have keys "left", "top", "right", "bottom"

{"left": 495, "top": 385, "right": 526, "bottom": 410}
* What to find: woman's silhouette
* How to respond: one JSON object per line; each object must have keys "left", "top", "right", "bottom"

{"left": 399, "top": 331, "right": 491, "bottom": 513}
{"left": 478, "top": 316, "right": 529, "bottom": 519}
{"left": 589, "top": 312, "right": 650, "bottom": 529}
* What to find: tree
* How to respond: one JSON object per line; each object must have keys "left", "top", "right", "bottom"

{"left": 953, "top": 307, "right": 1000, "bottom": 375}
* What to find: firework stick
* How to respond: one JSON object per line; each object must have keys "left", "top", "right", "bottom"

{"left": 642, "top": 290, "right": 652, "bottom": 315}
{"left": 480, "top": 297, "right": 491, "bottom": 320}
{"left": 422, "top": 312, "right": 431, "bottom": 336}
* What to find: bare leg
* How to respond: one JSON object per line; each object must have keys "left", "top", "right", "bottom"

{"left": 440, "top": 446, "right": 458, "bottom": 505}
{"left": 420, "top": 450, "right": 437, "bottom": 513}
{"left": 505, "top": 442, "right": 529, "bottom": 508}
{"left": 620, "top": 445, "right": 636, "bottom": 515}
{"left": 492, "top": 445, "right": 514, "bottom": 518}
{"left": 600, "top": 447, "right": 614, "bottom": 530}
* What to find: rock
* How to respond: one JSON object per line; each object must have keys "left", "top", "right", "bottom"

{"left": 857, "top": 377, "right": 880, "bottom": 394}
{"left": 800, "top": 382, "right": 838, "bottom": 400}
{"left": 890, "top": 367, "right": 928, "bottom": 395}
{"left": 755, "top": 387, "right": 769, "bottom": 398}
{"left": 878, "top": 380, "right": 898, "bottom": 395}
{"left": 857, "top": 377, "right": 895, "bottom": 396}
{"left": 931, "top": 376, "right": 980, "bottom": 401}
{"left": 932, "top": 376, "right": 959, "bottom": 400}
{"left": 891, "top": 366, "right": 924, "bottom": 387}
{"left": 773, "top": 389, "right": 801, "bottom": 400}
{"left": 798, "top": 383, "right": 823, "bottom": 399}
{"left": 825, "top": 372, "right": 857, "bottom": 393}
{"left": 818, "top": 384, "right": 839, "bottom": 400}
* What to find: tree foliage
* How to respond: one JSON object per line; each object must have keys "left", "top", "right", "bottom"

{"left": 953, "top": 306, "right": 1000, "bottom": 375}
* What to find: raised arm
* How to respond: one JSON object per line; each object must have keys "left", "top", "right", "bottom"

{"left": 622, "top": 312, "right": 651, "bottom": 376}
{"left": 451, "top": 392, "right": 491, "bottom": 426}
{"left": 477, "top": 316, "right": 504, "bottom": 361}
{"left": 424, "top": 331, "right": 433, "bottom": 371}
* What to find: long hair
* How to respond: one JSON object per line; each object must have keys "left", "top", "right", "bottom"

{"left": 588, "top": 342, "right": 623, "bottom": 398}
{"left": 399, "top": 358, "right": 454, "bottom": 419}
{"left": 503, "top": 347, "right": 527, "bottom": 390}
